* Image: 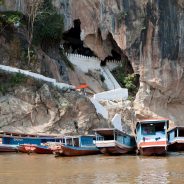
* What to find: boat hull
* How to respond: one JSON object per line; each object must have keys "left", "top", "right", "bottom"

{"left": 34, "top": 146, "right": 53, "bottom": 154}
{"left": 18, "top": 144, "right": 36, "bottom": 153}
{"left": 96, "top": 141, "right": 135, "bottom": 155}
{"left": 53, "top": 145, "right": 100, "bottom": 156}
{"left": 139, "top": 146, "right": 167, "bottom": 156}
{"left": 138, "top": 141, "right": 167, "bottom": 156}
{"left": 0, "top": 144, "right": 18, "bottom": 152}
{"left": 168, "top": 141, "right": 184, "bottom": 151}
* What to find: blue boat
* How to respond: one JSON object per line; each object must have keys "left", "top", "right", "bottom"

{"left": 94, "top": 128, "right": 136, "bottom": 155}
{"left": 0, "top": 131, "right": 64, "bottom": 153}
{"left": 168, "top": 127, "right": 184, "bottom": 151}
{"left": 135, "top": 119, "right": 169, "bottom": 156}
{"left": 53, "top": 135, "right": 100, "bottom": 156}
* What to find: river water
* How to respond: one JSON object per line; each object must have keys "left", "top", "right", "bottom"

{"left": 0, "top": 153, "right": 184, "bottom": 184}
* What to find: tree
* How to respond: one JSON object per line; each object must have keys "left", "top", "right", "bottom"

{"left": 26, "top": 0, "right": 43, "bottom": 63}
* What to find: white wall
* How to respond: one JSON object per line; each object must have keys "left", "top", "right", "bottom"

{"left": 67, "top": 53, "right": 122, "bottom": 90}
{"left": 94, "top": 88, "right": 128, "bottom": 101}
{"left": 90, "top": 98, "right": 108, "bottom": 119}
{"left": 0, "top": 65, "right": 75, "bottom": 90}
{"left": 112, "top": 114, "right": 123, "bottom": 131}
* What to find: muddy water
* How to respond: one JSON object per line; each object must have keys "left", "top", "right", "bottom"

{"left": 0, "top": 153, "right": 184, "bottom": 184}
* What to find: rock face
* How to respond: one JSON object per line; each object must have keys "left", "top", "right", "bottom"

{"left": 1, "top": 0, "right": 184, "bottom": 126}
{"left": 133, "top": 1, "right": 184, "bottom": 125}
{"left": 59, "top": 0, "right": 184, "bottom": 126}
{"left": 0, "top": 76, "right": 107, "bottom": 134}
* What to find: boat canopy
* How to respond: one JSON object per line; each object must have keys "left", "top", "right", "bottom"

{"left": 94, "top": 128, "right": 131, "bottom": 137}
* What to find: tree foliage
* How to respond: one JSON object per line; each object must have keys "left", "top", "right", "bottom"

{"left": 33, "top": 0, "right": 64, "bottom": 45}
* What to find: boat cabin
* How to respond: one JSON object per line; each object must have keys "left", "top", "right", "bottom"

{"left": 95, "top": 128, "right": 135, "bottom": 147}
{"left": 64, "top": 135, "right": 96, "bottom": 147}
{"left": 168, "top": 127, "right": 184, "bottom": 151}
{"left": 168, "top": 127, "right": 184, "bottom": 141}
{"left": 136, "top": 119, "right": 169, "bottom": 144}
{"left": 135, "top": 119, "right": 169, "bottom": 155}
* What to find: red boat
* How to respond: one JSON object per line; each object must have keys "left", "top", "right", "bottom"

{"left": 34, "top": 145, "right": 53, "bottom": 154}
{"left": 18, "top": 144, "right": 36, "bottom": 153}
{"left": 0, "top": 144, "right": 18, "bottom": 152}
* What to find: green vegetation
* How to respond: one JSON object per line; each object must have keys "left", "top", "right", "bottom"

{"left": 112, "top": 64, "right": 138, "bottom": 99}
{"left": 10, "top": 73, "right": 26, "bottom": 85}
{"left": 117, "top": 11, "right": 127, "bottom": 24}
{"left": 0, "top": 11, "right": 23, "bottom": 26}
{"left": 0, "top": 0, "right": 4, "bottom": 5}
{"left": 33, "top": 0, "right": 64, "bottom": 45}
{"left": 0, "top": 73, "right": 27, "bottom": 94}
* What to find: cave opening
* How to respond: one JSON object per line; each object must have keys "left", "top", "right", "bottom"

{"left": 62, "top": 19, "right": 95, "bottom": 57}
{"left": 101, "top": 33, "right": 134, "bottom": 74}
{"left": 101, "top": 32, "right": 140, "bottom": 97}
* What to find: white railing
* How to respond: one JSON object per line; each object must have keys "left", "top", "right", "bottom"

{"left": 0, "top": 65, "right": 75, "bottom": 90}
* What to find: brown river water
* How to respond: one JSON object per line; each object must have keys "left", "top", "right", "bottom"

{"left": 0, "top": 153, "right": 184, "bottom": 184}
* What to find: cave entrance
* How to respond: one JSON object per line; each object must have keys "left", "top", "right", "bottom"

{"left": 62, "top": 19, "right": 95, "bottom": 57}
{"left": 100, "top": 32, "right": 140, "bottom": 97}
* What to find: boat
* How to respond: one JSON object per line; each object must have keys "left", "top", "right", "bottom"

{"left": 0, "top": 144, "right": 18, "bottom": 152}
{"left": 0, "top": 131, "right": 64, "bottom": 154}
{"left": 94, "top": 128, "right": 136, "bottom": 155}
{"left": 168, "top": 126, "right": 184, "bottom": 151}
{"left": 53, "top": 135, "right": 100, "bottom": 156}
{"left": 135, "top": 119, "right": 169, "bottom": 156}
{"left": 34, "top": 145, "right": 53, "bottom": 154}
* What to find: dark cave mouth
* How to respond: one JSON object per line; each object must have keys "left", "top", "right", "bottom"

{"left": 62, "top": 19, "right": 95, "bottom": 57}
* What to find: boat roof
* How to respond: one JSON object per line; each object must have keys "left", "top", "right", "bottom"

{"left": 168, "top": 126, "right": 184, "bottom": 133}
{"left": 136, "top": 118, "right": 169, "bottom": 130}
{"left": 136, "top": 118, "right": 169, "bottom": 125}
{"left": 64, "top": 135, "right": 95, "bottom": 139}
{"left": 93, "top": 128, "right": 133, "bottom": 137}
{"left": 0, "top": 131, "right": 62, "bottom": 138}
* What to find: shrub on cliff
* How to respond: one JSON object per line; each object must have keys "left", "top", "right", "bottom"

{"left": 112, "top": 65, "right": 139, "bottom": 98}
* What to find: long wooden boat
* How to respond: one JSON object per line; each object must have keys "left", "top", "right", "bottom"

{"left": 135, "top": 119, "right": 169, "bottom": 156}
{"left": 94, "top": 128, "right": 136, "bottom": 155}
{"left": 0, "top": 144, "right": 18, "bottom": 152}
{"left": 34, "top": 145, "right": 53, "bottom": 154}
{"left": 168, "top": 127, "right": 184, "bottom": 151}
{"left": 53, "top": 135, "right": 100, "bottom": 156}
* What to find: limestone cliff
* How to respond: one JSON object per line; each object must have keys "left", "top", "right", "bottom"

{"left": 1, "top": 0, "right": 184, "bottom": 128}
{"left": 58, "top": 0, "right": 184, "bottom": 125}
